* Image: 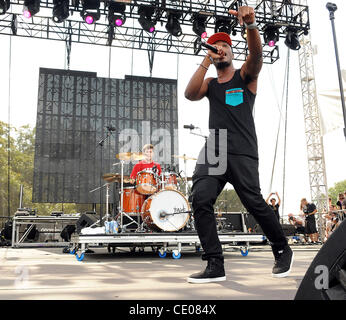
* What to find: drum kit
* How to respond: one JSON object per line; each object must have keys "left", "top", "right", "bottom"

{"left": 100, "top": 151, "right": 197, "bottom": 233}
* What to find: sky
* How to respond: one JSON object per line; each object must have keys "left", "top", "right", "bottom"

{"left": 0, "top": 0, "right": 345, "bottom": 217}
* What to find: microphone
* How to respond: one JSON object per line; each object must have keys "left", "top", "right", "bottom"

{"left": 200, "top": 42, "right": 218, "bottom": 54}
{"left": 106, "top": 126, "right": 117, "bottom": 131}
{"left": 183, "top": 124, "right": 199, "bottom": 130}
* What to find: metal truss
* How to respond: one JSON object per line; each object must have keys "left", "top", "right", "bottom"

{"left": 0, "top": 0, "right": 310, "bottom": 69}
{"left": 296, "top": 0, "right": 328, "bottom": 239}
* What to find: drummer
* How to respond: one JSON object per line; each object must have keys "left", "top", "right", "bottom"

{"left": 129, "top": 144, "right": 162, "bottom": 184}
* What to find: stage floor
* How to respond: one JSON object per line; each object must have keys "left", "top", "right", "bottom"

{"left": 0, "top": 245, "right": 321, "bottom": 300}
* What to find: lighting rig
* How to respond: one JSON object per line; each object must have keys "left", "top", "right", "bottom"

{"left": 0, "top": 0, "right": 310, "bottom": 70}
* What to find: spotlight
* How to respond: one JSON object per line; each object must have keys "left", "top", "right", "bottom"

{"left": 166, "top": 11, "right": 182, "bottom": 37}
{"left": 23, "top": 0, "right": 40, "bottom": 19}
{"left": 193, "top": 37, "right": 201, "bottom": 55}
{"left": 263, "top": 25, "right": 280, "bottom": 47}
{"left": 138, "top": 5, "right": 156, "bottom": 33}
{"left": 52, "top": 0, "right": 69, "bottom": 23}
{"left": 81, "top": 0, "right": 100, "bottom": 25}
{"left": 215, "top": 17, "right": 232, "bottom": 34}
{"left": 285, "top": 28, "right": 301, "bottom": 50}
{"left": 108, "top": 2, "right": 126, "bottom": 27}
{"left": 192, "top": 13, "right": 208, "bottom": 39}
{"left": 0, "top": 0, "right": 10, "bottom": 15}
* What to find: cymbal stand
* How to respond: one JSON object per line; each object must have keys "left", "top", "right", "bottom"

{"left": 120, "top": 159, "right": 124, "bottom": 229}
{"left": 182, "top": 155, "right": 189, "bottom": 195}
{"left": 161, "top": 170, "right": 165, "bottom": 190}
{"left": 105, "top": 183, "right": 110, "bottom": 220}
{"left": 90, "top": 127, "right": 115, "bottom": 226}
{"left": 89, "top": 182, "right": 110, "bottom": 227}
{"left": 185, "top": 128, "right": 208, "bottom": 196}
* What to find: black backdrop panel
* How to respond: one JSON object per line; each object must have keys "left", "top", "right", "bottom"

{"left": 33, "top": 68, "right": 179, "bottom": 203}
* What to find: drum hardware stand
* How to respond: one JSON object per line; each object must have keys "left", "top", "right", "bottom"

{"left": 184, "top": 127, "right": 208, "bottom": 197}
{"left": 160, "top": 171, "right": 166, "bottom": 190}
{"left": 90, "top": 126, "right": 116, "bottom": 226}
{"left": 89, "top": 182, "right": 111, "bottom": 227}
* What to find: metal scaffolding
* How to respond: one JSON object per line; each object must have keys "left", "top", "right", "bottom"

{"left": 296, "top": 0, "right": 328, "bottom": 238}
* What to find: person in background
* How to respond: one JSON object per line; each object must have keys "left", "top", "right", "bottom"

{"left": 288, "top": 213, "right": 307, "bottom": 243}
{"left": 324, "top": 211, "right": 334, "bottom": 241}
{"left": 336, "top": 193, "right": 344, "bottom": 210}
{"left": 300, "top": 198, "right": 319, "bottom": 244}
{"left": 266, "top": 192, "right": 281, "bottom": 222}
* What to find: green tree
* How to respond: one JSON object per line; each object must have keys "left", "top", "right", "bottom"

{"left": 328, "top": 180, "right": 346, "bottom": 204}
{"left": 215, "top": 188, "right": 245, "bottom": 213}
{"left": 0, "top": 121, "right": 91, "bottom": 226}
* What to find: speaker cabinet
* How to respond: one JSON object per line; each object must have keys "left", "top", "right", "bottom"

{"left": 76, "top": 213, "right": 99, "bottom": 233}
{"left": 295, "top": 219, "right": 346, "bottom": 300}
{"left": 281, "top": 224, "right": 296, "bottom": 236}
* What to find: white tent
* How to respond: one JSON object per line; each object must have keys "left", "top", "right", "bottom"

{"left": 317, "top": 70, "right": 346, "bottom": 135}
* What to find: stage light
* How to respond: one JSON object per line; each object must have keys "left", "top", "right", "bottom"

{"left": 23, "top": 0, "right": 40, "bottom": 19}
{"left": 81, "top": 0, "right": 100, "bottom": 25}
{"left": 215, "top": 17, "right": 232, "bottom": 34}
{"left": 193, "top": 37, "right": 201, "bottom": 55}
{"left": 52, "top": 0, "right": 69, "bottom": 23}
{"left": 263, "top": 25, "right": 280, "bottom": 47}
{"left": 193, "top": 14, "right": 207, "bottom": 38}
{"left": 285, "top": 28, "right": 301, "bottom": 51}
{"left": 138, "top": 5, "right": 156, "bottom": 33}
{"left": 165, "top": 11, "right": 182, "bottom": 37}
{"left": 108, "top": 2, "right": 126, "bottom": 27}
{"left": 0, "top": 0, "right": 10, "bottom": 15}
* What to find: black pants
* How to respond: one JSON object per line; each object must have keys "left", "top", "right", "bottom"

{"left": 191, "top": 154, "right": 288, "bottom": 261}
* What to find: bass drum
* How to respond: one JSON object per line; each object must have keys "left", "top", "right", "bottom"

{"left": 141, "top": 189, "right": 190, "bottom": 232}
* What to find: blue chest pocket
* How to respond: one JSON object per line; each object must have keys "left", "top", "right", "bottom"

{"left": 225, "top": 88, "right": 244, "bottom": 107}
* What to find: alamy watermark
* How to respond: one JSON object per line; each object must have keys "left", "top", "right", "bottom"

{"left": 314, "top": 265, "right": 329, "bottom": 290}
{"left": 118, "top": 121, "right": 228, "bottom": 175}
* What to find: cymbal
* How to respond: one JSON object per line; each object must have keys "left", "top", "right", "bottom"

{"left": 116, "top": 152, "right": 145, "bottom": 161}
{"left": 102, "top": 173, "right": 131, "bottom": 183}
{"left": 173, "top": 155, "right": 197, "bottom": 161}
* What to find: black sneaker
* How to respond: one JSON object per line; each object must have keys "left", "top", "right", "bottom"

{"left": 272, "top": 246, "right": 294, "bottom": 278}
{"left": 187, "top": 257, "right": 226, "bottom": 284}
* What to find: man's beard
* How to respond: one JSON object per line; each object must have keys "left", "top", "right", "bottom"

{"left": 215, "top": 61, "right": 231, "bottom": 70}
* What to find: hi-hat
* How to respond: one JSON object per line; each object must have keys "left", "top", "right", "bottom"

{"left": 173, "top": 154, "right": 197, "bottom": 161}
{"left": 116, "top": 152, "right": 145, "bottom": 161}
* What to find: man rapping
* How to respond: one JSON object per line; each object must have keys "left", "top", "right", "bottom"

{"left": 184, "top": 6, "right": 293, "bottom": 283}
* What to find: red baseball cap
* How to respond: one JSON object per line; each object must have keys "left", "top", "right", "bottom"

{"left": 207, "top": 32, "right": 232, "bottom": 46}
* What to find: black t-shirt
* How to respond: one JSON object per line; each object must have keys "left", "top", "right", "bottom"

{"left": 206, "top": 70, "right": 258, "bottom": 159}
{"left": 269, "top": 204, "right": 280, "bottom": 221}
{"left": 336, "top": 200, "right": 344, "bottom": 210}
{"left": 303, "top": 203, "right": 316, "bottom": 221}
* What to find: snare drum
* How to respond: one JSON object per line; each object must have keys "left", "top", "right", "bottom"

{"left": 161, "top": 172, "right": 178, "bottom": 190}
{"left": 141, "top": 189, "right": 190, "bottom": 232}
{"left": 122, "top": 187, "right": 146, "bottom": 214}
{"left": 136, "top": 169, "right": 159, "bottom": 195}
